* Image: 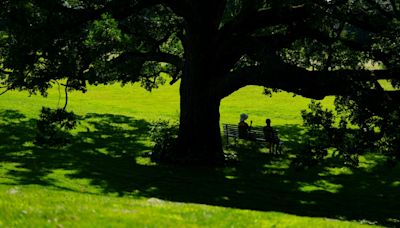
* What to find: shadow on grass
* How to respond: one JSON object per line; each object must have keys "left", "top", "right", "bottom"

{"left": 0, "top": 109, "right": 399, "bottom": 227}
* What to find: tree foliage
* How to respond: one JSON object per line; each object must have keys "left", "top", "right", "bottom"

{"left": 1, "top": 0, "right": 400, "bottom": 164}
{"left": 35, "top": 107, "right": 78, "bottom": 147}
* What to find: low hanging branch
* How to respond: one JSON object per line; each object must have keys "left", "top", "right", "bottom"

{"left": 112, "top": 51, "right": 183, "bottom": 68}
{"left": 0, "top": 87, "right": 11, "bottom": 96}
{"left": 62, "top": 80, "right": 69, "bottom": 111}
{"left": 63, "top": 86, "right": 68, "bottom": 110}
{"left": 52, "top": 79, "right": 70, "bottom": 111}
{"left": 220, "top": 58, "right": 400, "bottom": 100}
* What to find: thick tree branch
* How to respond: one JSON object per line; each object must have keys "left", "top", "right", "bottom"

{"left": 217, "top": 25, "right": 369, "bottom": 75}
{"left": 112, "top": 51, "right": 183, "bottom": 69}
{"left": 0, "top": 87, "right": 10, "bottom": 96}
{"left": 219, "top": 62, "right": 400, "bottom": 100}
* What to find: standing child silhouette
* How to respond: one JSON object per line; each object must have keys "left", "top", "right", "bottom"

{"left": 263, "top": 118, "right": 279, "bottom": 153}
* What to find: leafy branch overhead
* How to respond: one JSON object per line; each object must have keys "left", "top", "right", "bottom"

{"left": 1, "top": 0, "right": 400, "bottom": 164}
{"left": 0, "top": 0, "right": 398, "bottom": 96}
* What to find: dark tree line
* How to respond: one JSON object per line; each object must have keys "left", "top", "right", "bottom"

{"left": 1, "top": 0, "right": 399, "bottom": 165}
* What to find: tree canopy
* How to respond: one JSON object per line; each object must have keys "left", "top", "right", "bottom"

{"left": 1, "top": 0, "right": 400, "bottom": 165}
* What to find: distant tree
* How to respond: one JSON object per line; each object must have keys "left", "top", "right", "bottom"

{"left": 1, "top": 0, "right": 399, "bottom": 165}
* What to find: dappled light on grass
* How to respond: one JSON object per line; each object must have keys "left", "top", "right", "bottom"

{"left": 219, "top": 137, "right": 399, "bottom": 226}
{"left": 322, "top": 167, "right": 354, "bottom": 176}
{"left": 298, "top": 180, "right": 343, "bottom": 194}
{"left": 0, "top": 109, "right": 399, "bottom": 226}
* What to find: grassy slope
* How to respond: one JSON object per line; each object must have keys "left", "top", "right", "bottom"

{"left": 0, "top": 185, "right": 369, "bottom": 228}
{"left": 0, "top": 83, "right": 396, "bottom": 227}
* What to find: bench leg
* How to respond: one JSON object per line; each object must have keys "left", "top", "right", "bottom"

{"left": 225, "top": 136, "right": 233, "bottom": 149}
{"left": 225, "top": 136, "right": 237, "bottom": 148}
{"left": 267, "top": 142, "right": 281, "bottom": 155}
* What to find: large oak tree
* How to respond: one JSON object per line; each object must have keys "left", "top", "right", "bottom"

{"left": 1, "top": 0, "right": 399, "bottom": 164}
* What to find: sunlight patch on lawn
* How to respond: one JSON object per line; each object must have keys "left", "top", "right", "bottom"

{"left": 0, "top": 162, "right": 28, "bottom": 184}
{"left": 392, "top": 181, "right": 400, "bottom": 187}
{"left": 263, "top": 160, "right": 291, "bottom": 175}
{"left": 322, "top": 167, "right": 354, "bottom": 176}
{"left": 358, "top": 153, "right": 387, "bottom": 171}
{"left": 225, "top": 175, "right": 237, "bottom": 180}
{"left": 45, "top": 169, "right": 101, "bottom": 194}
{"left": 135, "top": 156, "right": 153, "bottom": 165}
{"left": 298, "top": 180, "right": 343, "bottom": 193}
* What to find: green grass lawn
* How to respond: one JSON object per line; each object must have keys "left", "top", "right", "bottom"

{"left": 0, "top": 82, "right": 399, "bottom": 227}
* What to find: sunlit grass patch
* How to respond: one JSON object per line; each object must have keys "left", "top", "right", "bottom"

{"left": 0, "top": 186, "right": 376, "bottom": 227}
{"left": 0, "top": 82, "right": 398, "bottom": 227}
{"left": 298, "top": 180, "right": 343, "bottom": 194}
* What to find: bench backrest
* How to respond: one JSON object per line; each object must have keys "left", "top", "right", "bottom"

{"left": 223, "top": 124, "right": 266, "bottom": 141}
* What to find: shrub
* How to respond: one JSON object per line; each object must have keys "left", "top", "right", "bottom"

{"left": 35, "top": 107, "right": 78, "bottom": 147}
{"left": 299, "top": 100, "right": 360, "bottom": 168}
{"left": 149, "top": 120, "right": 179, "bottom": 163}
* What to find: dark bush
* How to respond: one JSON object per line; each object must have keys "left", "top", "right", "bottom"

{"left": 298, "top": 100, "right": 361, "bottom": 168}
{"left": 35, "top": 107, "right": 78, "bottom": 147}
{"left": 149, "top": 120, "right": 179, "bottom": 163}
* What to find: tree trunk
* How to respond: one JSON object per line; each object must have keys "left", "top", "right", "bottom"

{"left": 175, "top": 26, "right": 225, "bottom": 165}
{"left": 176, "top": 75, "right": 225, "bottom": 165}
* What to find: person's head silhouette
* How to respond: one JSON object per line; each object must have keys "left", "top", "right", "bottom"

{"left": 240, "top": 113, "right": 248, "bottom": 122}
{"left": 266, "top": 118, "right": 271, "bottom": 126}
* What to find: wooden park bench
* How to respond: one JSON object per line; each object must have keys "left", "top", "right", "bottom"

{"left": 222, "top": 123, "right": 283, "bottom": 154}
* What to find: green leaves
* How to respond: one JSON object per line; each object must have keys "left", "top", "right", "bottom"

{"left": 301, "top": 100, "right": 334, "bottom": 131}
{"left": 84, "top": 13, "right": 129, "bottom": 50}
{"left": 35, "top": 107, "right": 78, "bottom": 147}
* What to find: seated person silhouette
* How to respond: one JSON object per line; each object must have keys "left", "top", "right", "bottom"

{"left": 263, "top": 118, "right": 279, "bottom": 153}
{"left": 238, "top": 113, "right": 253, "bottom": 139}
